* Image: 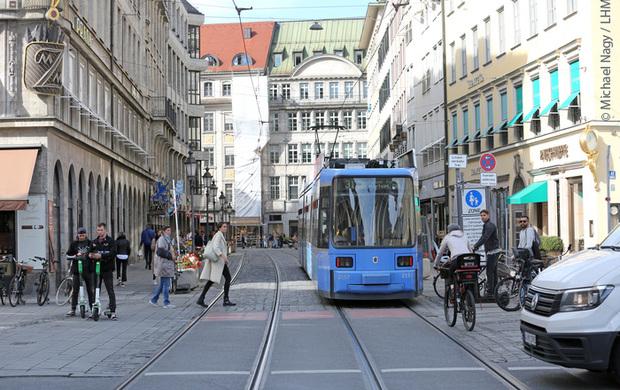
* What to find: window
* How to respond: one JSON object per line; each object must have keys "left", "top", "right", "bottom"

{"left": 269, "top": 145, "right": 280, "bottom": 164}
{"left": 270, "top": 177, "right": 280, "bottom": 199}
{"left": 451, "top": 112, "right": 458, "bottom": 147}
{"left": 498, "top": 8, "right": 505, "bottom": 54}
{"left": 225, "top": 184, "right": 233, "bottom": 204}
{"left": 354, "top": 50, "right": 363, "bottom": 64}
{"left": 203, "top": 82, "right": 213, "bottom": 97}
{"left": 225, "top": 146, "right": 234, "bottom": 166}
{"left": 329, "top": 82, "right": 339, "bottom": 99}
{"left": 472, "top": 27, "right": 479, "bottom": 70}
{"left": 269, "top": 84, "right": 278, "bottom": 100}
{"left": 204, "top": 55, "right": 219, "bottom": 67}
{"left": 232, "top": 54, "right": 252, "bottom": 66}
{"left": 282, "top": 84, "right": 290, "bottom": 100}
{"left": 357, "top": 111, "right": 367, "bottom": 130}
{"left": 473, "top": 103, "right": 481, "bottom": 153}
{"left": 514, "top": 85, "right": 524, "bottom": 141}
{"left": 343, "top": 143, "right": 353, "bottom": 158}
{"left": 288, "top": 176, "right": 299, "bottom": 200}
{"left": 188, "top": 71, "right": 200, "bottom": 104}
{"left": 288, "top": 144, "right": 298, "bottom": 163}
{"left": 273, "top": 53, "right": 282, "bottom": 67}
{"left": 549, "top": 69, "right": 560, "bottom": 130}
{"left": 434, "top": 42, "right": 443, "bottom": 81}
{"left": 244, "top": 27, "right": 251, "bottom": 39}
{"left": 293, "top": 52, "right": 303, "bottom": 65}
{"left": 302, "top": 144, "right": 313, "bottom": 163}
{"left": 222, "top": 82, "right": 231, "bottom": 96}
{"left": 547, "top": 0, "right": 556, "bottom": 26}
{"left": 315, "top": 112, "right": 324, "bottom": 127}
{"left": 461, "top": 107, "right": 469, "bottom": 154}
{"left": 529, "top": 0, "right": 538, "bottom": 36}
{"left": 270, "top": 113, "right": 279, "bottom": 132}
{"left": 189, "top": 117, "right": 200, "bottom": 151}
{"left": 531, "top": 78, "right": 541, "bottom": 135}
{"left": 224, "top": 113, "right": 233, "bottom": 132}
{"left": 288, "top": 113, "right": 297, "bottom": 131}
{"left": 331, "top": 144, "right": 340, "bottom": 158}
{"left": 203, "top": 147, "right": 214, "bottom": 166}
{"left": 484, "top": 19, "right": 492, "bottom": 63}
{"left": 334, "top": 50, "right": 343, "bottom": 56}
{"left": 315, "top": 82, "right": 324, "bottom": 99}
{"left": 449, "top": 42, "right": 456, "bottom": 82}
{"left": 329, "top": 111, "right": 339, "bottom": 126}
{"left": 486, "top": 97, "right": 494, "bottom": 149}
{"left": 301, "top": 112, "right": 311, "bottom": 130}
{"left": 363, "top": 81, "right": 368, "bottom": 98}
{"left": 357, "top": 142, "right": 367, "bottom": 158}
{"left": 204, "top": 113, "right": 214, "bottom": 132}
{"left": 345, "top": 82, "right": 354, "bottom": 98}
{"left": 514, "top": 0, "right": 521, "bottom": 46}
{"left": 567, "top": 0, "right": 577, "bottom": 14}
{"left": 300, "top": 83, "right": 309, "bottom": 99}
{"left": 313, "top": 50, "right": 323, "bottom": 56}
{"left": 343, "top": 111, "right": 353, "bottom": 129}
{"left": 460, "top": 35, "right": 467, "bottom": 77}
{"left": 500, "top": 91, "right": 508, "bottom": 145}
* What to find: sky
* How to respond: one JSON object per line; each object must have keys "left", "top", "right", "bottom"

{"left": 193, "top": 0, "right": 373, "bottom": 25}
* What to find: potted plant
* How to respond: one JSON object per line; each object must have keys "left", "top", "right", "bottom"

{"left": 540, "top": 236, "right": 564, "bottom": 261}
{"left": 178, "top": 252, "right": 201, "bottom": 289}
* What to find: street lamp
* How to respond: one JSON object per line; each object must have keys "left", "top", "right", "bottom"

{"left": 219, "top": 192, "right": 227, "bottom": 224}
{"left": 184, "top": 150, "right": 197, "bottom": 254}
{"left": 203, "top": 167, "right": 213, "bottom": 237}
{"left": 210, "top": 182, "right": 218, "bottom": 226}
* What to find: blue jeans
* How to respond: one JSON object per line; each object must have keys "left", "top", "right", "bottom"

{"left": 151, "top": 277, "right": 171, "bottom": 306}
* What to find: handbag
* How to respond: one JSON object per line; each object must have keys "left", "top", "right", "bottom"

{"left": 203, "top": 240, "right": 218, "bottom": 262}
{"left": 150, "top": 237, "right": 157, "bottom": 252}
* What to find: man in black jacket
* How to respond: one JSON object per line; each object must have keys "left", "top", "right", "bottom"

{"left": 89, "top": 222, "right": 118, "bottom": 320}
{"left": 65, "top": 227, "right": 93, "bottom": 317}
{"left": 472, "top": 209, "right": 501, "bottom": 297}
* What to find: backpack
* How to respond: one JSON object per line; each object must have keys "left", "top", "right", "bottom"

{"left": 531, "top": 228, "right": 541, "bottom": 259}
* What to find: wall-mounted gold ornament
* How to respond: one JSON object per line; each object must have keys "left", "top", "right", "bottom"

{"left": 579, "top": 125, "right": 599, "bottom": 190}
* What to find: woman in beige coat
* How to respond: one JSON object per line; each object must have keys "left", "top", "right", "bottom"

{"left": 197, "top": 222, "right": 236, "bottom": 307}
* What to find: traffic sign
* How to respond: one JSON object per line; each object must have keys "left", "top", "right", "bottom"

{"left": 480, "top": 172, "right": 497, "bottom": 186}
{"left": 449, "top": 154, "right": 467, "bottom": 168}
{"left": 462, "top": 188, "right": 486, "bottom": 215}
{"left": 480, "top": 153, "right": 496, "bottom": 172}
{"left": 610, "top": 171, "right": 616, "bottom": 180}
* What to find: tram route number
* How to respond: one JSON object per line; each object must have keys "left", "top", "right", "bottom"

{"left": 341, "top": 178, "right": 397, "bottom": 191}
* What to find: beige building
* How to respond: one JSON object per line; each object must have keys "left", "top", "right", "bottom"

{"left": 444, "top": 0, "right": 620, "bottom": 250}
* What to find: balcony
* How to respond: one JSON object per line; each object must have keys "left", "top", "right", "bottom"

{"left": 151, "top": 96, "right": 177, "bottom": 130}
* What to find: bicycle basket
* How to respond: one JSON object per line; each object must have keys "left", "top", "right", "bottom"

{"left": 497, "top": 261, "right": 512, "bottom": 279}
{"left": 456, "top": 270, "right": 478, "bottom": 284}
{"left": 439, "top": 267, "right": 450, "bottom": 279}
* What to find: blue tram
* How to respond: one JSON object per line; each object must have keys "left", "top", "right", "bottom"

{"left": 297, "top": 158, "right": 423, "bottom": 300}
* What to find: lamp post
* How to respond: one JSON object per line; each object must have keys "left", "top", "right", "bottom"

{"left": 202, "top": 167, "right": 213, "bottom": 237}
{"left": 219, "top": 192, "right": 227, "bottom": 226}
{"left": 210, "top": 183, "right": 218, "bottom": 227}
{"left": 184, "top": 150, "right": 197, "bottom": 254}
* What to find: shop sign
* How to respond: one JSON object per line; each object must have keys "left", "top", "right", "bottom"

{"left": 539, "top": 145, "right": 569, "bottom": 162}
{"left": 23, "top": 41, "right": 65, "bottom": 95}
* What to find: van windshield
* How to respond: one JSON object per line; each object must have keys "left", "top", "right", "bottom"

{"left": 600, "top": 223, "right": 620, "bottom": 247}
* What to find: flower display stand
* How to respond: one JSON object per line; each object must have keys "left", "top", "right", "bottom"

{"left": 179, "top": 268, "right": 198, "bottom": 290}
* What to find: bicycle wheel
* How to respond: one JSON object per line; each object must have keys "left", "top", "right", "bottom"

{"left": 494, "top": 277, "right": 522, "bottom": 311}
{"left": 37, "top": 273, "right": 50, "bottom": 306}
{"left": 444, "top": 286, "right": 457, "bottom": 327}
{"left": 520, "top": 282, "right": 530, "bottom": 306}
{"left": 462, "top": 289, "right": 476, "bottom": 331}
{"left": 55, "top": 277, "right": 73, "bottom": 306}
{"left": 478, "top": 277, "right": 487, "bottom": 299}
{"left": 9, "top": 275, "right": 19, "bottom": 307}
{"left": 0, "top": 282, "right": 5, "bottom": 305}
{"left": 433, "top": 274, "right": 445, "bottom": 299}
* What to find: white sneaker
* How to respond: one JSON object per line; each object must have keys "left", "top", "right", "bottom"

{"left": 163, "top": 304, "right": 176, "bottom": 309}
{"left": 149, "top": 300, "right": 159, "bottom": 307}
{"left": 152, "top": 279, "right": 158, "bottom": 285}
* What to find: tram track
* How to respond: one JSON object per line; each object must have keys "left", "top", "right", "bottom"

{"left": 116, "top": 253, "right": 248, "bottom": 390}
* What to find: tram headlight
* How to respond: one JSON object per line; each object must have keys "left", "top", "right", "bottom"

{"left": 397, "top": 256, "right": 413, "bottom": 267}
{"left": 336, "top": 257, "right": 353, "bottom": 268}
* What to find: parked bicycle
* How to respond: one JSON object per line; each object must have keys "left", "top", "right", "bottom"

{"left": 9, "top": 258, "right": 32, "bottom": 307}
{"left": 444, "top": 253, "right": 482, "bottom": 331}
{"left": 32, "top": 256, "right": 55, "bottom": 306}
{"left": 56, "top": 255, "right": 74, "bottom": 306}
{"left": 0, "top": 260, "right": 9, "bottom": 305}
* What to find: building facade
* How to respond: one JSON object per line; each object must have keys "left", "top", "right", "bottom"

{"left": 0, "top": 0, "right": 203, "bottom": 285}
{"left": 265, "top": 19, "right": 368, "bottom": 237}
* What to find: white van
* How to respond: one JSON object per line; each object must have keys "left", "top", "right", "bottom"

{"left": 520, "top": 225, "right": 620, "bottom": 381}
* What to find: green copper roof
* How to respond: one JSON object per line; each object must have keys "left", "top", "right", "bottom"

{"left": 269, "top": 19, "right": 366, "bottom": 76}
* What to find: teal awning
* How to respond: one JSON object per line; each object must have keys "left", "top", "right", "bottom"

{"left": 507, "top": 112, "right": 523, "bottom": 127}
{"left": 506, "top": 181, "right": 548, "bottom": 204}
{"left": 455, "top": 134, "right": 469, "bottom": 145}
{"left": 521, "top": 106, "right": 540, "bottom": 122}
{"left": 558, "top": 91, "right": 580, "bottom": 110}
{"left": 470, "top": 128, "right": 482, "bottom": 140}
{"left": 539, "top": 98, "right": 559, "bottom": 116}
{"left": 479, "top": 124, "right": 493, "bottom": 138}
{"left": 491, "top": 119, "right": 508, "bottom": 134}
{"left": 444, "top": 138, "right": 458, "bottom": 149}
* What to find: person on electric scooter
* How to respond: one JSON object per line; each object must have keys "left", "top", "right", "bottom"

{"left": 65, "top": 227, "right": 93, "bottom": 317}
{"left": 89, "top": 222, "right": 118, "bottom": 320}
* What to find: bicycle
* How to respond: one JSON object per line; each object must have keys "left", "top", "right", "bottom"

{"left": 0, "top": 260, "right": 9, "bottom": 305}
{"left": 444, "top": 253, "right": 481, "bottom": 331}
{"left": 56, "top": 256, "right": 74, "bottom": 306}
{"left": 434, "top": 255, "right": 491, "bottom": 300}
{"left": 32, "top": 256, "right": 56, "bottom": 306}
{"left": 9, "top": 258, "right": 32, "bottom": 307}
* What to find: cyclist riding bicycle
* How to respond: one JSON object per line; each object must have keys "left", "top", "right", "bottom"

{"left": 65, "top": 227, "right": 94, "bottom": 317}
{"left": 434, "top": 224, "right": 472, "bottom": 286}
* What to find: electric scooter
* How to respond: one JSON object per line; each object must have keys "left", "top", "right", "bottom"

{"left": 67, "top": 254, "right": 89, "bottom": 318}
{"left": 93, "top": 260, "right": 101, "bottom": 321}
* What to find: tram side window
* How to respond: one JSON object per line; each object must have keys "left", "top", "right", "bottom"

{"left": 318, "top": 186, "right": 330, "bottom": 248}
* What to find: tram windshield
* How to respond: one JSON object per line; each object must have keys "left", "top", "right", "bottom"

{"left": 332, "top": 176, "right": 415, "bottom": 247}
